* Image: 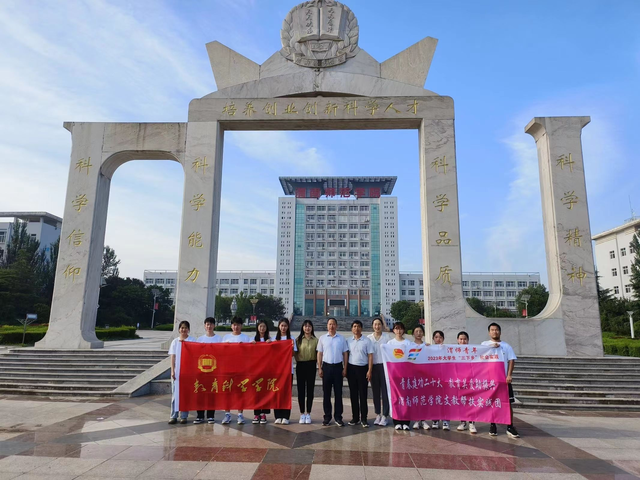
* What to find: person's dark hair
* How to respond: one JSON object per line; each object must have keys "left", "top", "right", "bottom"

{"left": 231, "top": 316, "right": 243, "bottom": 325}
{"left": 433, "top": 330, "right": 445, "bottom": 340}
{"left": 254, "top": 320, "right": 271, "bottom": 342}
{"left": 275, "top": 318, "right": 291, "bottom": 340}
{"left": 327, "top": 317, "right": 338, "bottom": 325}
{"left": 393, "top": 321, "right": 406, "bottom": 331}
{"left": 204, "top": 317, "right": 215, "bottom": 325}
{"left": 372, "top": 317, "right": 383, "bottom": 327}
{"left": 178, "top": 320, "right": 190, "bottom": 330}
{"left": 488, "top": 322, "right": 501, "bottom": 333}
{"left": 296, "top": 320, "right": 315, "bottom": 344}
{"left": 351, "top": 320, "right": 363, "bottom": 328}
{"left": 457, "top": 331, "right": 469, "bottom": 340}
{"left": 413, "top": 325, "right": 425, "bottom": 336}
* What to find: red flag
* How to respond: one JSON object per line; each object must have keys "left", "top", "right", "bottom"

{"left": 178, "top": 341, "right": 292, "bottom": 411}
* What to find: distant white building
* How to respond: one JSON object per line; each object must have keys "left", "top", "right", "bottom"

{"left": 592, "top": 218, "right": 640, "bottom": 299}
{"left": 0, "top": 212, "right": 62, "bottom": 261}
{"left": 399, "top": 272, "right": 540, "bottom": 312}
{"left": 144, "top": 270, "right": 276, "bottom": 303}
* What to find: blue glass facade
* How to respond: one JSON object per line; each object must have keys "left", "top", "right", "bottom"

{"left": 371, "top": 204, "right": 381, "bottom": 316}
{"left": 293, "top": 203, "right": 305, "bottom": 315}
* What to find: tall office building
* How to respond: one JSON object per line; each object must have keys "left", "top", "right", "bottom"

{"left": 0, "top": 212, "right": 62, "bottom": 261}
{"left": 276, "top": 177, "right": 400, "bottom": 319}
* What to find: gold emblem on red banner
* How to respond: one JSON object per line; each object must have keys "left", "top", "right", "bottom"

{"left": 198, "top": 354, "right": 217, "bottom": 373}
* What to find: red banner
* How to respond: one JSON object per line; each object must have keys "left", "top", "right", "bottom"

{"left": 177, "top": 341, "right": 292, "bottom": 411}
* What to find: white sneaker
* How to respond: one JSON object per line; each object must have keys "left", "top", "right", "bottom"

{"left": 395, "top": 424, "right": 402, "bottom": 430}
{"left": 469, "top": 422, "right": 477, "bottom": 434}
{"left": 422, "top": 421, "right": 431, "bottom": 430}
{"left": 305, "top": 414, "right": 311, "bottom": 424}
{"left": 432, "top": 421, "right": 439, "bottom": 430}
{"left": 221, "top": 413, "right": 231, "bottom": 425}
{"left": 274, "top": 418, "right": 282, "bottom": 424}
{"left": 282, "top": 419, "right": 290, "bottom": 425}
{"left": 413, "top": 421, "right": 421, "bottom": 430}
{"left": 457, "top": 421, "right": 468, "bottom": 431}
{"left": 402, "top": 424, "right": 410, "bottom": 431}
{"left": 442, "top": 421, "right": 450, "bottom": 431}
{"left": 299, "top": 415, "right": 306, "bottom": 424}
{"left": 379, "top": 415, "right": 388, "bottom": 426}
{"left": 237, "top": 414, "right": 245, "bottom": 425}
{"left": 374, "top": 415, "right": 382, "bottom": 425}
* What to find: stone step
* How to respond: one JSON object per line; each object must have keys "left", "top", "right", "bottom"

{"left": 2, "top": 353, "right": 166, "bottom": 360}
{"left": 0, "top": 370, "right": 137, "bottom": 379}
{"left": 0, "top": 381, "right": 118, "bottom": 391}
{"left": 518, "top": 355, "right": 640, "bottom": 363}
{"left": 515, "top": 394, "right": 640, "bottom": 406}
{"left": 0, "top": 367, "right": 148, "bottom": 375}
{"left": 513, "top": 388, "right": 640, "bottom": 398}
{"left": 512, "top": 402, "right": 640, "bottom": 411}
{"left": 513, "top": 371, "right": 640, "bottom": 379}
{"left": 0, "top": 375, "right": 133, "bottom": 384}
{"left": 515, "top": 366, "right": 640, "bottom": 373}
{"left": 513, "top": 382, "right": 640, "bottom": 391}
{"left": 0, "top": 387, "right": 126, "bottom": 397}
{"left": 9, "top": 349, "right": 167, "bottom": 355}
{"left": 0, "top": 360, "right": 159, "bottom": 368}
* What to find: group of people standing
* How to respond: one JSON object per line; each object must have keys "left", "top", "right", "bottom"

{"left": 168, "top": 316, "right": 520, "bottom": 438}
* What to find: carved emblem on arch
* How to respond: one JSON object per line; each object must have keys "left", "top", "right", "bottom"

{"left": 280, "top": 0, "right": 360, "bottom": 68}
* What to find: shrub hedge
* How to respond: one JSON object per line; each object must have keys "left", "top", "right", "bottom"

{"left": 602, "top": 332, "right": 640, "bottom": 358}
{"left": 0, "top": 326, "right": 137, "bottom": 345}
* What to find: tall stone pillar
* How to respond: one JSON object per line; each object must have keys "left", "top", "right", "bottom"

{"left": 419, "top": 110, "right": 467, "bottom": 340}
{"left": 172, "top": 122, "right": 224, "bottom": 341}
{"left": 525, "top": 117, "right": 603, "bottom": 357}
{"left": 37, "top": 123, "right": 107, "bottom": 349}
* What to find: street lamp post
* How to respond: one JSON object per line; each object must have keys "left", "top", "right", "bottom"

{"left": 230, "top": 297, "right": 238, "bottom": 322}
{"left": 627, "top": 311, "right": 635, "bottom": 339}
{"left": 250, "top": 298, "right": 259, "bottom": 324}
{"left": 151, "top": 289, "right": 160, "bottom": 329}
{"left": 521, "top": 294, "right": 531, "bottom": 319}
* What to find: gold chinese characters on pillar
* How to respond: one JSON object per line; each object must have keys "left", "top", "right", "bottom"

{"left": 435, "top": 266, "right": 453, "bottom": 285}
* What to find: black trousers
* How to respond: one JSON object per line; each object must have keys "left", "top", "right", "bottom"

{"left": 296, "top": 360, "right": 316, "bottom": 413}
{"left": 322, "top": 362, "right": 344, "bottom": 422}
{"left": 274, "top": 374, "right": 293, "bottom": 420}
{"left": 196, "top": 410, "right": 215, "bottom": 419}
{"left": 393, "top": 419, "right": 410, "bottom": 426}
{"left": 347, "top": 364, "right": 369, "bottom": 423}
{"left": 253, "top": 409, "right": 270, "bottom": 415}
{"left": 371, "top": 363, "right": 389, "bottom": 417}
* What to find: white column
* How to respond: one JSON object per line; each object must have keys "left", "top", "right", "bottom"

{"left": 525, "top": 116, "right": 603, "bottom": 357}
{"left": 37, "top": 123, "right": 107, "bottom": 349}
{"left": 419, "top": 114, "right": 466, "bottom": 340}
{"left": 172, "top": 122, "right": 223, "bottom": 341}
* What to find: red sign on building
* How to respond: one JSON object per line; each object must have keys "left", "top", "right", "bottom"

{"left": 295, "top": 188, "right": 306, "bottom": 198}
{"left": 325, "top": 187, "right": 336, "bottom": 197}
{"left": 354, "top": 187, "right": 366, "bottom": 198}
{"left": 340, "top": 187, "right": 351, "bottom": 197}
{"left": 369, "top": 187, "right": 381, "bottom": 198}
{"left": 309, "top": 188, "right": 322, "bottom": 199}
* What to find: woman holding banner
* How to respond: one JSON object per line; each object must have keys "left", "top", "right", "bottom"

{"left": 274, "top": 318, "right": 297, "bottom": 424}
{"left": 411, "top": 325, "right": 431, "bottom": 431}
{"left": 252, "top": 320, "right": 272, "bottom": 424}
{"left": 168, "top": 321, "right": 195, "bottom": 424}
{"left": 368, "top": 317, "right": 391, "bottom": 427}
{"left": 387, "top": 322, "right": 412, "bottom": 431}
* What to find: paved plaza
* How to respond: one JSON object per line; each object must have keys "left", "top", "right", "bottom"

{"left": 0, "top": 394, "right": 638, "bottom": 480}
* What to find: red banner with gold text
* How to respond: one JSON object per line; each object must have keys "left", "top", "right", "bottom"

{"left": 177, "top": 341, "right": 292, "bottom": 411}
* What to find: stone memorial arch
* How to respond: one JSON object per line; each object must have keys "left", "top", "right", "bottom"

{"left": 38, "top": 0, "right": 602, "bottom": 356}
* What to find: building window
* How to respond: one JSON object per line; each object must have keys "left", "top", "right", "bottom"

{"left": 408, "top": 280, "right": 415, "bottom": 286}
{"left": 471, "top": 281, "right": 480, "bottom": 288}
{"left": 610, "top": 250, "right": 615, "bottom": 259}
{"left": 613, "top": 286, "right": 619, "bottom": 294}
{"left": 401, "top": 280, "right": 406, "bottom": 286}
{"left": 166, "top": 278, "right": 176, "bottom": 285}
{"left": 155, "top": 279, "right": 165, "bottom": 285}
{"left": 518, "top": 281, "right": 527, "bottom": 288}
{"left": 494, "top": 281, "right": 504, "bottom": 287}
{"left": 529, "top": 281, "right": 538, "bottom": 287}
{"left": 621, "top": 248, "right": 627, "bottom": 257}
{"left": 250, "top": 279, "right": 257, "bottom": 284}
{"left": 408, "top": 289, "right": 415, "bottom": 296}
{"left": 0, "top": 230, "right": 6, "bottom": 243}
{"left": 612, "top": 268, "right": 617, "bottom": 277}
{"left": 495, "top": 291, "right": 505, "bottom": 297}
{"left": 145, "top": 278, "right": 154, "bottom": 285}
{"left": 507, "top": 291, "right": 517, "bottom": 297}
{"left": 462, "top": 281, "right": 469, "bottom": 287}
{"left": 230, "top": 288, "right": 238, "bottom": 294}
{"left": 625, "top": 284, "right": 632, "bottom": 293}
{"left": 483, "top": 281, "right": 492, "bottom": 288}
{"left": 463, "top": 290, "right": 470, "bottom": 297}
{"left": 306, "top": 206, "right": 315, "bottom": 212}
{"left": 402, "top": 290, "right": 407, "bottom": 295}
{"left": 506, "top": 281, "right": 515, "bottom": 288}
{"left": 483, "top": 291, "right": 493, "bottom": 297}
{"left": 472, "top": 290, "right": 481, "bottom": 297}
{"left": 507, "top": 301, "right": 516, "bottom": 307}
{"left": 623, "top": 266, "right": 629, "bottom": 275}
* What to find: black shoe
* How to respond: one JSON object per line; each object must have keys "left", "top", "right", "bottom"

{"left": 362, "top": 421, "right": 369, "bottom": 428}
{"left": 506, "top": 425, "right": 520, "bottom": 438}
{"left": 168, "top": 418, "right": 177, "bottom": 425}
{"left": 179, "top": 418, "right": 188, "bottom": 425}
{"left": 335, "top": 420, "right": 345, "bottom": 427}
{"left": 193, "top": 418, "right": 204, "bottom": 424}
{"left": 347, "top": 419, "right": 359, "bottom": 426}
{"left": 322, "top": 420, "right": 331, "bottom": 426}
{"left": 489, "top": 423, "right": 497, "bottom": 436}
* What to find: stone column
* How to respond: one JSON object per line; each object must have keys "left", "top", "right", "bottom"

{"left": 171, "top": 122, "right": 224, "bottom": 341}
{"left": 37, "top": 123, "right": 107, "bottom": 349}
{"left": 525, "top": 117, "right": 603, "bottom": 357}
{"left": 419, "top": 113, "right": 466, "bottom": 340}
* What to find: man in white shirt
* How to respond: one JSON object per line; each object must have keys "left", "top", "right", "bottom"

{"left": 194, "top": 317, "right": 221, "bottom": 425}
{"left": 221, "top": 317, "right": 252, "bottom": 425}
{"left": 347, "top": 320, "right": 374, "bottom": 428}
{"left": 481, "top": 322, "right": 520, "bottom": 438}
{"left": 317, "top": 317, "right": 349, "bottom": 426}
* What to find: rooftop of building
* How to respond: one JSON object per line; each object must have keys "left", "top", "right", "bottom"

{"left": 279, "top": 176, "right": 397, "bottom": 197}
{"left": 592, "top": 217, "right": 640, "bottom": 241}
{"left": 0, "top": 211, "right": 62, "bottom": 227}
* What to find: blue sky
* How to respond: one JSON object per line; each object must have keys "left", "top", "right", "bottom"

{"left": 1, "top": 0, "right": 638, "bottom": 285}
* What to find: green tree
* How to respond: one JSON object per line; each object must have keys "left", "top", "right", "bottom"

{"left": 516, "top": 284, "right": 549, "bottom": 317}
{"left": 0, "top": 220, "right": 40, "bottom": 268}
{"left": 402, "top": 302, "right": 422, "bottom": 332}
{"left": 466, "top": 297, "right": 488, "bottom": 316}
{"left": 214, "top": 294, "right": 233, "bottom": 322}
{"left": 390, "top": 300, "right": 413, "bottom": 322}
{"left": 101, "top": 246, "right": 120, "bottom": 279}
{"left": 630, "top": 232, "right": 640, "bottom": 299}
{"left": 254, "top": 294, "right": 286, "bottom": 322}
